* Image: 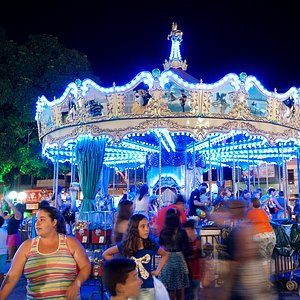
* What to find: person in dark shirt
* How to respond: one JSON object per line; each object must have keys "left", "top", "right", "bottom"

{"left": 159, "top": 208, "right": 191, "bottom": 300}
{"left": 0, "top": 197, "right": 24, "bottom": 261}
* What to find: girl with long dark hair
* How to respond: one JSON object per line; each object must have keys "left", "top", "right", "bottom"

{"left": 103, "top": 213, "right": 168, "bottom": 300}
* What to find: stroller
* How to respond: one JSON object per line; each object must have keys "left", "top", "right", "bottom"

{"left": 270, "top": 219, "right": 300, "bottom": 294}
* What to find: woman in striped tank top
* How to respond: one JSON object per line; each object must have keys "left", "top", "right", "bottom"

{"left": 0, "top": 206, "right": 91, "bottom": 300}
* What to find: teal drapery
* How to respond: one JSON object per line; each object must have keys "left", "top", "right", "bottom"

{"left": 100, "top": 164, "right": 111, "bottom": 195}
{"left": 75, "top": 137, "right": 106, "bottom": 212}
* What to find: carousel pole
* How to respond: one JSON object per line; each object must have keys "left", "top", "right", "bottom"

{"left": 217, "top": 157, "right": 220, "bottom": 182}
{"left": 52, "top": 154, "right": 57, "bottom": 199}
{"left": 284, "top": 157, "right": 289, "bottom": 218}
{"left": 236, "top": 158, "right": 240, "bottom": 195}
{"left": 159, "top": 135, "right": 162, "bottom": 206}
{"left": 127, "top": 157, "right": 130, "bottom": 193}
{"left": 193, "top": 141, "right": 196, "bottom": 189}
{"left": 112, "top": 160, "right": 116, "bottom": 202}
{"left": 252, "top": 158, "right": 256, "bottom": 189}
{"left": 247, "top": 149, "right": 251, "bottom": 191}
{"left": 185, "top": 149, "right": 188, "bottom": 198}
{"left": 208, "top": 138, "right": 212, "bottom": 203}
{"left": 281, "top": 144, "right": 288, "bottom": 218}
{"left": 54, "top": 153, "right": 59, "bottom": 208}
{"left": 232, "top": 135, "right": 236, "bottom": 197}
{"left": 257, "top": 164, "right": 260, "bottom": 189}
{"left": 134, "top": 162, "right": 137, "bottom": 189}
{"left": 220, "top": 154, "right": 223, "bottom": 183}
{"left": 265, "top": 163, "right": 269, "bottom": 192}
{"left": 297, "top": 150, "right": 300, "bottom": 208}
{"left": 277, "top": 146, "right": 282, "bottom": 191}
{"left": 71, "top": 147, "right": 76, "bottom": 182}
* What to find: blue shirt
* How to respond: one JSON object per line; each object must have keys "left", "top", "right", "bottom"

{"left": 117, "top": 241, "right": 159, "bottom": 288}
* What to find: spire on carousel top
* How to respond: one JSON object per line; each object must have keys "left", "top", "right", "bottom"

{"left": 163, "top": 22, "right": 188, "bottom": 71}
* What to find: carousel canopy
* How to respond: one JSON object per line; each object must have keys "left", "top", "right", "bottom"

{"left": 35, "top": 23, "right": 300, "bottom": 170}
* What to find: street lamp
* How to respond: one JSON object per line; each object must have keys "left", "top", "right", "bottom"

{"left": 7, "top": 191, "right": 27, "bottom": 204}
{"left": 7, "top": 191, "right": 18, "bottom": 202}
{"left": 17, "top": 192, "right": 27, "bottom": 203}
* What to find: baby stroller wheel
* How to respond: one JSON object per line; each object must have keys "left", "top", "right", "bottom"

{"left": 291, "top": 280, "right": 298, "bottom": 290}
{"left": 286, "top": 280, "right": 296, "bottom": 291}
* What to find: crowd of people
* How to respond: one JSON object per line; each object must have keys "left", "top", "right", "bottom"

{"left": 0, "top": 181, "right": 298, "bottom": 299}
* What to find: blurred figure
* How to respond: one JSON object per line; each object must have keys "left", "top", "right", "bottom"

{"left": 246, "top": 198, "right": 276, "bottom": 285}
{"left": 102, "top": 258, "right": 142, "bottom": 300}
{"left": 159, "top": 208, "right": 190, "bottom": 300}
{"left": 183, "top": 219, "right": 202, "bottom": 300}
{"left": 111, "top": 199, "right": 133, "bottom": 244}
{"left": 220, "top": 199, "right": 278, "bottom": 300}
{"left": 133, "top": 184, "right": 150, "bottom": 217}
{"left": 0, "top": 216, "right": 7, "bottom": 283}
{"left": 0, "top": 206, "right": 91, "bottom": 299}
{"left": 0, "top": 197, "right": 24, "bottom": 261}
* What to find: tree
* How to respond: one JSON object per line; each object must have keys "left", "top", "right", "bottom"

{"left": 0, "top": 28, "right": 100, "bottom": 189}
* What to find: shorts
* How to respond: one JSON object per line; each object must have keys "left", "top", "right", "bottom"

{"left": 7, "top": 233, "right": 21, "bottom": 247}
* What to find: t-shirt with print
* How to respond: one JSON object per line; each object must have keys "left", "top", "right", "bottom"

{"left": 117, "top": 241, "right": 159, "bottom": 288}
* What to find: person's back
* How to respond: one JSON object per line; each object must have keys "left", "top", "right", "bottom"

{"left": 156, "top": 194, "right": 187, "bottom": 235}
{"left": 133, "top": 184, "right": 150, "bottom": 216}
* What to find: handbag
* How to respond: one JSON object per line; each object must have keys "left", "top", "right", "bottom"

{"left": 153, "top": 276, "right": 170, "bottom": 300}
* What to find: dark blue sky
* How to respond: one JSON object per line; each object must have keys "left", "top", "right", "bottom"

{"left": 1, "top": 0, "right": 299, "bottom": 92}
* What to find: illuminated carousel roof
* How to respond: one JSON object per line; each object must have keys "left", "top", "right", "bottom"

{"left": 35, "top": 23, "right": 300, "bottom": 170}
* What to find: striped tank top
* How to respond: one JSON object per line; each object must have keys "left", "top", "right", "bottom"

{"left": 24, "top": 234, "right": 78, "bottom": 299}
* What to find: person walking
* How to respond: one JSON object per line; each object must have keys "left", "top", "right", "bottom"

{"left": 111, "top": 199, "right": 133, "bottom": 244}
{"left": 0, "top": 197, "right": 23, "bottom": 261}
{"left": 0, "top": 206, "right": 91, "bottom": 300}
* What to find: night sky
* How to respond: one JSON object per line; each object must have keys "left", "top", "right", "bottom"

{"left": 1, "top": 0, "right": 299, "bottom": 92}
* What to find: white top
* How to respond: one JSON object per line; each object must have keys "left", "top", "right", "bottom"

{"left": 0, "top": 227, "right": 8, "bottom": 255}
{"left": 134, "top": 195, "right": 149, "bottom": 215}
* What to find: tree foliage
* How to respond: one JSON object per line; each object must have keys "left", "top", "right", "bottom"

{"left": 0, "top": 28, "right": 99, "bottom": 187}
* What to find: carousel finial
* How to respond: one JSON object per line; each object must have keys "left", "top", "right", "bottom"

{"left": 163, "top": 22, "right": 187, "bottom": 71}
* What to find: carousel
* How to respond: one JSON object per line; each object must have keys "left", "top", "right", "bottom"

{"left": 35, "top": 22, "right": 300, "bottom": 222}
